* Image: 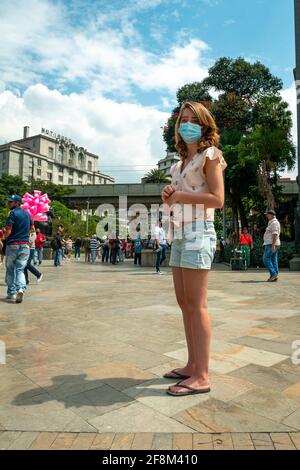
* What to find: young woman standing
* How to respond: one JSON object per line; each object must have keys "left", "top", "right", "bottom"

{"left": 161, "top": 101, "right": 227, "bottom": 396}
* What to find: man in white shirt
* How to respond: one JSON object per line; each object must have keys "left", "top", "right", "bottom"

{"left": 263, "top": 210, "right": 281, "bottom": 282}
{"left": 154, "top": 219, "right": 167, "bottom": 274}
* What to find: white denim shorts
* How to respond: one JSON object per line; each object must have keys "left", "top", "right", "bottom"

{"left": 169, "top": 220, "right": 216, "bottom": 270}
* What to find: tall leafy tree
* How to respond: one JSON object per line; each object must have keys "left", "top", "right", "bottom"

{"left": 203, "top": 57, "right": 283, "bottom": 102}
{"left": 162, "top": 57, "right": 295, "bottom": 233}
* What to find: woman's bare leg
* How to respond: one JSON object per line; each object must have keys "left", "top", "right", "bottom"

{"left": 164, "top": 267, "right": 195, "bottom": 377}
{"left": 168, "top": 268, "right": 211, "bottom": 392}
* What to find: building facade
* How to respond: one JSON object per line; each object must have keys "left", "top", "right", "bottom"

{"left": 0, "top": 126, "right": 114, "bottom": 186}
{"left": 157, "top": 151, "right": 180, "bottom": 178}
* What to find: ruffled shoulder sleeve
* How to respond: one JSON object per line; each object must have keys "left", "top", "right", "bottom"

{"left": 169, "top": 161, "right": 180, "bottom": 179}
{"left": 199, "top": 146, "right": 227, "bottom": 178}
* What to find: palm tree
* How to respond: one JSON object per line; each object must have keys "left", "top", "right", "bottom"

{"left": 143, "top": 169, "right": 170, "bottom": 183}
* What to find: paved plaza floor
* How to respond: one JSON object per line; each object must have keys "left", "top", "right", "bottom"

{"left": 0, "top": 258, "right": 300, "bottom": 449}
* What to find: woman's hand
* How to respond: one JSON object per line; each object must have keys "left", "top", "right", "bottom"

{"left": 161, "top": 184, "right": 176, "bottom": 202}
{"left": 165, "top": 190, "right": 182, "bottom": 206}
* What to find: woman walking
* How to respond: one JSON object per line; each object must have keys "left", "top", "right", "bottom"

{"left": 161, "top": 101, "right": 227, "bottom": 396}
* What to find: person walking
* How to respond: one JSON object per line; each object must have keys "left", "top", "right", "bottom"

{"left": 101, "top": 236, "right": 109, "bottom": 263}
{"left": 263, "top": 210, "right": 281, "bottom": 282}
{"left": 111, "top": 237, "right": 120, "bottom": 265}
{"left": 34, "top": 228, "right": 46, "bottom": 265}
{"left": 239, "top": 227, "right": 253, "bottom": 268}
{"left": 154, "top": 219, "right": 167, "bottom": 274}
{"left": 74, "top": 237, "right": 82, "bottom": 260}
{"left": 83, "top": 235, "right": 91, "bottom": 263}
{"left": 122, "top": 238, "right": 127, "bottom": 259}
{"left": 134, "top": 228, "right": 142, "bottom": 266}
{"left": 3, "top": 194, "right": 33, "bottom": 303}
{"left": 90, "top": 235, "right": 99, "bottom": 264}
{"left": 65, "top": 236, "right": 73, "bottom": 261}
{"left": 52, "top": 232, "right": 63, "bottom": 267}
{"left": 24, "top": 228, "right": 43, "bottom": 284}
{"left": 118, "top": 237, "right": 124, "bottom": 262}
{"left": 161, "top": 101, "right": 227, "bottom": 396}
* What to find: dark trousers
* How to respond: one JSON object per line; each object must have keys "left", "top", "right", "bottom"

{"left": 102, "top": 246, "right": 109, "bottom": 262}
{"left": 111, "top": 247, "right": 118, "bottom": 264}
{"left": 134, "top": 252, "right": 141, "bottom": 265}
{"left": 25, "top": 249, "right": 42, "bottom": 283}
{"left": 74, "top": 247, "right": 81, "bottom": 258}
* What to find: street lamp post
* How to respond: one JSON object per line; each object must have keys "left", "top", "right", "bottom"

{"left": 86, "top": 200, "right": 90, "bottom": 235}
{"left": 290, "top": 0, "right": 300, "bottom": 269}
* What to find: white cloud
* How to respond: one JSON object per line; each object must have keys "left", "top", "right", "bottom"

{"left": 0, "top": 84, "right": 169, "bottom": 183}
{"left": 280, "top": 83, "right": 297, "bottom": 179}
{"left": 281, "top": 82, "right": 297, "bottom": 144}
{"left": 0, "top": 0, "right": 210, "bottom": 97}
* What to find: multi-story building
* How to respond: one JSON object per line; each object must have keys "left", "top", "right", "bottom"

{"left": 0, "top": 126, "right": 114, "bottom": 185}
{"left": 157, "top": 151, "right": 180, "bottom": 178}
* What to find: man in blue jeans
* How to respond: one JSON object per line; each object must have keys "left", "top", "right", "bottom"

{"left": 263, "top": 209, "right": 281, "bottom": 282}
{"left": 3, "top": 195, "right": 33, "bottom": 303}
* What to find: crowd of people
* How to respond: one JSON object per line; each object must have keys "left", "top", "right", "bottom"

{"left": 0, "top": 199, "right": 172, "bottom": 304}
{"left": 50, "top": 219, "right": 170, "bottom": 274}
{"left": 0, "top": 189, "right": 281, "bottom": 305}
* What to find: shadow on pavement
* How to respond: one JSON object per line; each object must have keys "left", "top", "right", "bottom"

{"left": 12, "top": 374, "right": 168, "bottom": 408}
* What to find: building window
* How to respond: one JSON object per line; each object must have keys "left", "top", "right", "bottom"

{"left": 37, "top": 159, "right": 42, "bottom": 167}
{"left": 88, "top": 161, "right": 92, "bottom": 171}
{"left": 58, "top": 147, "right": 64, "bottom": 163}
{"left": 58, "top": 166, "right": 63, "bottom": 173}
{"left": 69, "top": 170, "right": 74, "bottom": 176}
{"left": 59, "top": 175, "right": 63, "bottom": 183}
{"left": 69, "top": 149, "right": 74, "bottom": 165}
{"left": 48, "top": 162, "right": 53, "bottom": 170}
{"left": 87, "top": 175, "right": 92, "bottom": 183}
{"left": 68, "top": 178, "right": 73, "bottom": 185}
{"left": 104, "top": 180, "right": 107, "bottom": 184}
{"left": 78, "top": 180, "right": 82, "bottom": 185}
{"left": 37, "top": 169, "right": 42, "bottom": 176}
{"left": 48, "top": 147, "right": 54, "bottom": 158}
{"left": 78, "top": 152, "right": 84, "bottom": 168}
{"left": 47, "top": 173, "right": 52, "bottom": 181}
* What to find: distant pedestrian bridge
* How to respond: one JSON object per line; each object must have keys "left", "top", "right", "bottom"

{"left": 62, "top": 179, "right": 298, "bottom": 213}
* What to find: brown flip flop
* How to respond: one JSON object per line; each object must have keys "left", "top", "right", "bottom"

{"left": 163, "top": 369, "right": 191, "bottom": 380}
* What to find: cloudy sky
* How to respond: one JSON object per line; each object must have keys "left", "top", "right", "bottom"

{"left": 0, "top": 0, "right": 296, "bottom": 182}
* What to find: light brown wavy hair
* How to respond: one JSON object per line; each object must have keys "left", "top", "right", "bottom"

{"left": 175, "top": 101, "right": 220, "bottom": 161}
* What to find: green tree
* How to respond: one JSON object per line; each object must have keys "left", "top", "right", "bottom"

{"left": 203, "top": 57, "right": 283, "bottom": 102}
{"left": 143, "top": 169, "right": 170, "bottom": 183}
{"left": 30, "top": 180, "right": 75, "bottom": 202}
{"left": 176, "top": 82, "right": 212, "bottom": 106}
{"left": 162, "top": 56, "right": 295, "bottom": 237}
{"left": 163, "top": 107, "right": 180, "bottom": 153}
{"left": 238, "top": 96, "right": 295, "bottom": 210}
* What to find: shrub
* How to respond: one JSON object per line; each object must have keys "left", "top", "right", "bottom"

{"left": 223, "top": 240, "right": 297, "bottom": 268}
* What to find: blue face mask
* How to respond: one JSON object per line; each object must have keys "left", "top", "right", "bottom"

{"left": 178, "top": 122, "right": 202, "bottom": 144}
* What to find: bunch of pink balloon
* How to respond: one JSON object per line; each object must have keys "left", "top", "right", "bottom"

{"left": 21, "top": 191, "right": 51, "bottom": 222}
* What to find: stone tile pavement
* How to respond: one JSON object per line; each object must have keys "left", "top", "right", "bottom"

{"left": 0, "top": 259, "right": 300, "bottom": 449}
{"left": 0, "top": 430, "right": 300, "bottom": 450}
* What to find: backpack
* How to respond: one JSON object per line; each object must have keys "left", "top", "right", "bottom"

{"left": 51, "top": 238, "right": 59, "bottom": 250}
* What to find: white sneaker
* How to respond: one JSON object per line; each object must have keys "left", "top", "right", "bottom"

{"left": 6, "top": 294, "right": 16, "bottom": 301}
{"left": 16, "top": 290, "right": 24, "bottom": 303}
{"left": 37, "top": 273, "right": 43, "bottom": 283}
